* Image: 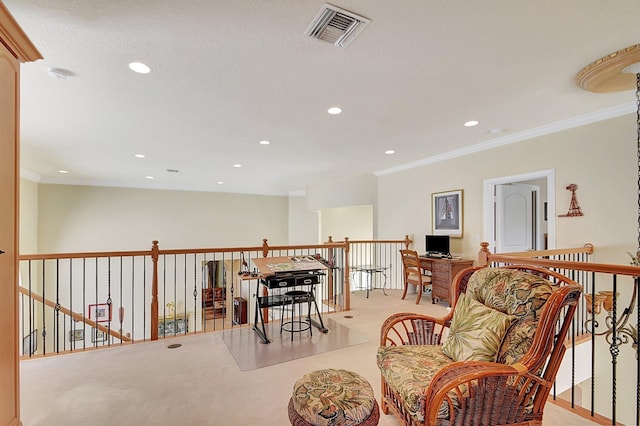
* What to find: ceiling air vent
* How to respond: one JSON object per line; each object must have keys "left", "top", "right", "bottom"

{"left": 304, "top": 4, "right": 370, "bottom": 48}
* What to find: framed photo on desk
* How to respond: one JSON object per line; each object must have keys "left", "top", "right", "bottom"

{"left": 432, "top": 189, "right": 463, "bottom": 238}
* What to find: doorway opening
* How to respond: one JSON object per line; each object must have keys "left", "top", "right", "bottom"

{"left": 483, "top": 169, "right": 556, "bottom": 254}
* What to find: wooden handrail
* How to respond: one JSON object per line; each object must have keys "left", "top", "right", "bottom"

{"left": 19, "top": 249, "right": 151, "bottom": 261}
{"left": 19, "top": 241, "right": 350, "bottom": 260}
{"left": 325, "top": 237, "right": 412, "bottom": 245}
{"left": 487, "top": 255, "right": 640, "bottom": 277}
{"left": 489, "top": 243, "right": 594, "bottom": 258}
{"left": 18, "top": 286, "right": 131, "bottom": 342}
{"left": 478, "top": 242, "right": 640, "bottom": 277}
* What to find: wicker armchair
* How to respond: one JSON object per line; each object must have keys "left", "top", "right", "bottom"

{"left": 377, "top": 265, "right": 582, "bottom": 426}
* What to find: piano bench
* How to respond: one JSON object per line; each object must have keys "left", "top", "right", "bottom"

{"left": 288, "top": 368, "right": 379, "bottom": 425}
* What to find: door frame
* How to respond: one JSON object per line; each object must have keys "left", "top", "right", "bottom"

{"left": 483, "top": 169, "right": 556, "bottom": 253}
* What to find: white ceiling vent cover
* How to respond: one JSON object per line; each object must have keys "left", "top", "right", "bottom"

{"left": 304, "top": 4, "right": 370, "bottom": 48}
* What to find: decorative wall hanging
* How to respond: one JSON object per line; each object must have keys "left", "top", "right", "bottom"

{"left": 558, "top": 183, "right": 583, "bottom": 217}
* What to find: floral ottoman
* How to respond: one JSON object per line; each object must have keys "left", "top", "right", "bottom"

{"left": 288, "top": 368, "right": 379, "bottom": 425}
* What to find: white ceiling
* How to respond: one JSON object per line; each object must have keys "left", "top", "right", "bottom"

{"left": 6, "top": 0, "right": 640, "bottom": 196}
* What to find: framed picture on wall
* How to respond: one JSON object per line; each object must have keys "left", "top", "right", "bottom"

{"left": 431, "top": 189, "right": 463, "bottom": 238}
{"left": 88, "top": 303, "right": 112, "bottom": 322}
{"left": 91, "top": 328, "right": 107, "bottom": 343}
{"left": 68, "top": 329, "right": 84, "bottom": 342}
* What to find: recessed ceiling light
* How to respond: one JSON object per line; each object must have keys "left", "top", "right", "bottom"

{"left": 327, "top": 107, "right": 342, "bottom": 115}
{"left": 134, "top": 153, "right": 146, "bottom": 158}
{"left": 58, "top": 170, "right": 69, "bottom": 174}
{"left": 385, "top": 150, "right": 395, "bottom": 155}
{"left": 129, "top": 62, "right": 151, "bottom": 74}
{"left": 489, "top": 128, "right": 504, "bottom": 134}
{"left": 145, "top": 176, "right": 154, "bottom": 180}
{"left": 464, "top": 120, "right": 479, "bottom": 127}
{"left": 217, "top": 181, "right": 224, "bottom": 185}
{"left": 259, "top": 140, "right": 270, "bottom": 145}
{"left": 233, "top": 164, "right": 242, "bottom": 168}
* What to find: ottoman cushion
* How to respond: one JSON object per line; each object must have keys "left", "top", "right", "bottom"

{"left": 291, "top": 369, "right": 377, "bottom": 425}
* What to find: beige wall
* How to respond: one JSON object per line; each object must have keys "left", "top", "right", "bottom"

{"left": 377, "top": 113, "right": 636, "bottom": 263}
{"left": 320, "top": 205, "right": 373, "bottom": 242}
{"left": 19, "top": 178, "right": 38, "bottom": 254}
{"left": 306, "top": 174, "right": 377, "bottom": 211}
{"left": 34, "top": 185, "right": 289, "bottom": 252}
{"left": 22, "top": 113, "right": 636, "bottom": 264}
{"left": 288, "top": 195, "right": 319, "bottom": 244}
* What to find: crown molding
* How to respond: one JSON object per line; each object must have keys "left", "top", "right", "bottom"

{"left": 375, "top": 103, "right": 634, "bottom": 177}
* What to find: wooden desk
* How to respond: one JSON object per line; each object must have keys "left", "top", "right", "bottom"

{"left": 419, "top": 257, "right": 474, "bottom": 306}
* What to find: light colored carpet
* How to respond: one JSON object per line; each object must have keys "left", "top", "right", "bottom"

{"left": 19, "top": 289, "right": 598, "bottom": 426}
{"left": 223, "top": 316, "right": 369, "bottom": 371}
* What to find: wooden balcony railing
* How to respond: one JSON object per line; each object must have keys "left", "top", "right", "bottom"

{"left": 18, "top": 237, "right": 637, "bottom": 424}
{"left": 17, "top": 236, "right": 411, "bottom": 358}
{"left": 478, "top": 241, "right": 639, "bottom": 426}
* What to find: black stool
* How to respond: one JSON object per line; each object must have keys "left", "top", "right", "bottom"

{"left": 280, "top": 290, "right": 313, "bottom": 340}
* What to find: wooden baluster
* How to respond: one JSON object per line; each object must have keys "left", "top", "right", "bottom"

{"left": 260, "top": 238, "right": 269, "bottom": 322}
{"left": 151, "top": 240, "right": 159, "bottom": 340}
{"left": 344, "top": 237, "right": 351, "bottom": 311}
{"left": 327, "top": 244, "right": 335, "bottom": 305}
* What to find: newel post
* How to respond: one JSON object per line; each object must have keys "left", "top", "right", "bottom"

{"left": 403, "top": 235, "right": 412, "bottom": 249}
{"left": 478, "top": 242, "right": 491, "bottom": 267}
{"left": 151, "top": 240, "right": 159, "bottom": 340}
{"left": 344, "top": 237, "right": 351, "bottom": 311}
{"left": 325, "top": 236, "right": 335, "bottom": 302}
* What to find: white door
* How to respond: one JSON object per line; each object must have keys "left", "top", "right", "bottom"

{"left": 495, "top": 183, "right": 538, "bottom": 253}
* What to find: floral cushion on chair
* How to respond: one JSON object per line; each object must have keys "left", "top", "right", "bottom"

{"left": 376, "top": 345, "right": 454, "bottom": 423}
{"left": 465, "top": 267, "right": 558, "bottom": 365}
{"left": 465, "top": 267, "right": 557, "bottom": 317}
{"left": 441, "top": 293, "right": 517, "bottom": 362}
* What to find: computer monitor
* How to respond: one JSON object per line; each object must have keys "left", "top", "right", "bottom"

{"left": 425, "top": 235, "right": 450, "bottom": 255}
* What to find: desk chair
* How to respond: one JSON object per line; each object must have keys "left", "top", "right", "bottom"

{"left": 400, "top": 249, "right": 432, "bottom": 304}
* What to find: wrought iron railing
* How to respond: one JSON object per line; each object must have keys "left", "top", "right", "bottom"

{"left": 20, "top": 237, "right": 636, "bottom": 423}
{"left": 17, "top": 236, "right": 412, "bottom": 357}
{"left": 478, "top": 242, "right": 639, "bottom": 426}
